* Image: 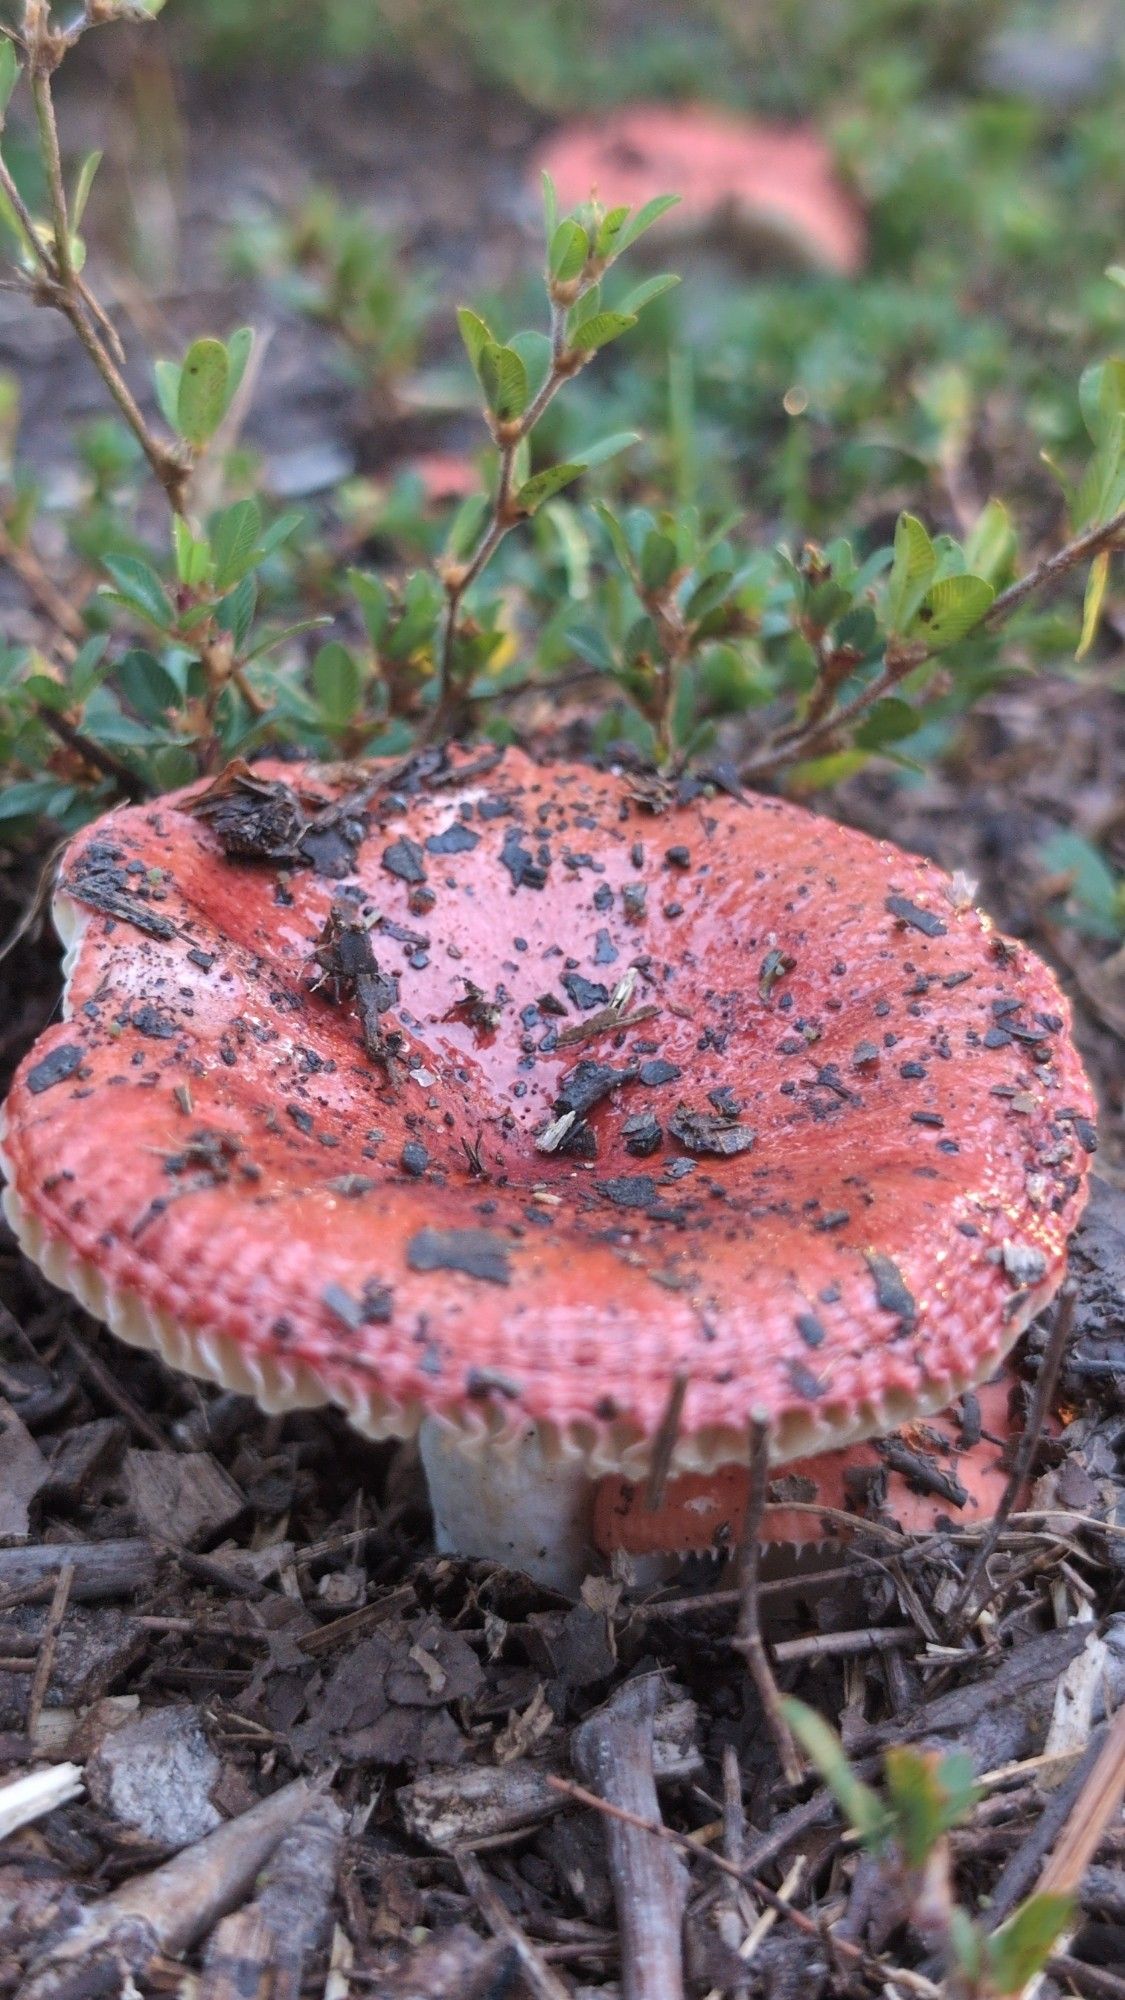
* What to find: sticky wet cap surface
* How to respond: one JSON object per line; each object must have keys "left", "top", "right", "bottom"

{"left": 1, "top": 748, "right": 1096, "bottom": 1476}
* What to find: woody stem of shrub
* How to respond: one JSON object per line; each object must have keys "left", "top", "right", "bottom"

{"left": 429, "top": 303, "right": 581, "bottom": 738}
{"left": 2, "top": 36, "right": 191, "bottom": 516}
{"left": 741, "top": 504, "right": 1125, "bottom": 784}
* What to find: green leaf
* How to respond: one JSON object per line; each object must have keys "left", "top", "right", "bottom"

{"left": 153, "top": 358, "right": 181, "bottom": 433}
{"left": 1079, "top": 358, "right": 1125, "bottom": 445}
{"left": 781, "top": 1701, "right": 888, "bottom": 1849}
{"left": 640, "top": 529, "right": 678, "bottom": 592}
{"left": 69, "top": 635, "right": 110, "bottom": 698}
{"left": 456, "top": 307, "right": 493, "bottom": 377}
{"left": 964, "top": 499, "right": 1016, "bottom": 584}
{"left": 578, "top": 429, "right": 641, "bottom": 471}
{"left": 593, "top": 500, "right": 637, "bottom": 578}
{"left": 173, "top": 516, "right": 210, "bottom": 587}
{"left": 347, "top": 568, "right": 389, "bottom": 645}
{"left": 509, "top": 329, "right": 552, "bottom": 401}
{"left": 0, "top": 779, "right": 79, "bottom": 825}
{"left": 854, "top": 697, "right": 920, "bottom": 751}
{"left": 176, "top": 338, "right": 230, "bottom": 446}
{"left": 884, "top": 1747, "right": 978, "bottom": 1868}
{"left": 216, "top": 575, "right": 257, "bottom": 649}
{"left": 910, "top": 572, "right": 994, "bottom": 649}
{"left": 243, "top": 615, "right": 332, "bottom": 664}
{"left": 619, "top": 273, "right": 680, "bottom": 318}
{"left": 70, "top": 150, "right": 101, "bottom": 232}
{"left": 1077, "top": 548, "right": 1111, "bottom": 659}
{"left": 515, "top": 461, "right": 587, "bottom": 514}
{"left": 445, "top": 492, "right": 490, "bottom": 559}
{"left": 114, "top": 648, "right": 182, "bottom": 723}
{"left": 541, "top": 170, "right": 558, "bottom": 243}
{"left": 313, "top": 641, "right": 362, "bottom": 727}
{"left": 478, "top": 342, "right": 529, "bottom": 421}
{"left": 548, "top": 218, "right": 589, "bottom": 283}
{"left": 101, "top": 554, "right": 174, "bottom": 631}
{"left": 569, "top": 310, "right": 637, "bottom": 354}
{"left": 984, "top": 1894, "right": 1074, "bottom": 1995}
{"left": 0, "top": 42, "right": 19, "bottom": 119}
{"left": 612, "top": 193, "right": 680, "bottom": 258}
{"left": 256, "top": 507, "right": 305, "bottom": 560}
{"left": 1040, "top": 829, "right": 1123, "bottom": 936}
{"left": 594, "top": 205, "right": 631, "bottom": 261}
{"left": 686, "top": 570, "right": 735, "bottom": 624}
{"left": 885, "top": 512, "right": 937, "bottom": 632}
{"left": 210, "top": 497, "right": 262, "bottom": 590}
{"left": 1074, "top": 414, "right": 1125, "bottom": 529}
{"left": 224, "top": 326, "right": 255, "bottom": 406}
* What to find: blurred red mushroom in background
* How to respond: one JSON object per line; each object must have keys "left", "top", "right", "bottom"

{"left": 0, "top": 749, "right": 1094, "bottom": 1590}
{"left": 404, "top": 452, "right": 482, "bottom": 505}
{"left": 533, "top": 105, "right": 866, "bottom": 277}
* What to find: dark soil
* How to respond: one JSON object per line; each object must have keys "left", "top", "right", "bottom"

{"left": 1, "top": 44, "right": 1124, "bottom": 2000}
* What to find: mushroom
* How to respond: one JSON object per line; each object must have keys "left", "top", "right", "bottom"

{"left": 532, "top": 105, "right": 866, "bottom": 278}
{"left": 0, "top": 749, "right": 1096, "bottom": 1591}
{"left": 592, "top": 1366, "right": 1033, "bottom": 1560}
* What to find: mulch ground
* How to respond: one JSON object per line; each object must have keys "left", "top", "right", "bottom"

{"left": 1, "top": 41, "right": 1124, "bottom": 2000}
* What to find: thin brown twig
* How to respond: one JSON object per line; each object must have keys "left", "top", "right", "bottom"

{"left": 23, "top": 1560, "right": 74, "bottom": 1740}
{"left": 0, "top": 519, "right": 85, "bottom": 655}
{"left": 732, "top": 1416, "right": 802, "bottom": 1785}
{"left": 429, "top": 299, "right": 584, "bottom": 734}
{"left": 455, "top": 1849, "right": 573, "bottom": 2000}
{"left": 950, "top": 1284, "right": 1075, "bottom": 1623}
{"left": 642, "top": 1371, "right": 687, "bottom": 1512}
{"left": 4, "top": 26, "right": 191, "bottom": 516}
{"left": 544, "top": 1773, "right": 943, "bottom": 1998}
{"left": 34, "top": 699, "right": 152, "bottom": 799}
{"left": 984, "top": 505, "right": 1125, "bottom": 626}
{"left": 740, "top": 505, "right": 1125, "bottom": 782}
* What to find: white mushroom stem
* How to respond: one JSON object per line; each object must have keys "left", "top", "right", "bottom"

{"left": 418, "top": 1418, "right": 599, "bottom": 1594}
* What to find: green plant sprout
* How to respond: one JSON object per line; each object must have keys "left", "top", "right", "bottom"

{"left": 784, "top": 1699, "right": 1074, "bottom": 1999}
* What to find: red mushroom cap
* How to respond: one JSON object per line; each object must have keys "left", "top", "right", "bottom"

{"left": 592, "top": 1369, "right": 1033, "bottom": 1556}
{"left": 404, "top": 453, "right": 482, "bottom": 506}
{"left": 533, "top": 105, "right": 866, "bottom": 277}
{"left": 0, "top": 749, "right": 1095, "bottom": 1479}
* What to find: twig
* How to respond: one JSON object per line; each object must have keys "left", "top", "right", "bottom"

{"left": 643, "top": 1371, "right": 688, "bottom": 1511}
{"left": 1035, "top": 1699, "right": 1125, "bottom": 1902}
{"left": 455, "top": 1850, "right": 572, "bottom": 2000}
{"left": 984, "top": 505, "right": 1125, "bottom": 626}
{"left": 65, "top": 1329, "right": 170, "bottom": 1449}
{"left": 21, "top": 1777, "right": 326, "bottom": 2000}
{"left": 740, "top": 507, "right": 1125, "bottom": 783}
{"left": 24, "top": 1560, "right": 73, "bottom": 1740}
{"left": 4, "top": 21, "right": 191, "bottom": 515}
{"left": 34, "top": 700, "right": 153, "bottom": 799}
{"left": 771, "top": 1625, "right": 920, "bottom": 1665}
{"left": 572, "top": 1677, "right": 689, "bottom": 2000}
{"left": 430, "top": 302, "right": 575, "bottom": 734}
{"left": 0, "top": 520, "right": 84, "bottom": 653}
{"left": 949, "top": 1284, "right": 1075, "bottom": 1623}
{"left": 732, "top": 1416, "right": 802, "bottom": 1785}
{"left": 545, "top": 1772, "right": 943, "bottom": 1998}
{"left": 985, "top": 1724, "right": 1106, "bottom": 1926}
{"left": 1046, "top": 1955, "right": 1125, "bottom": 2000}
